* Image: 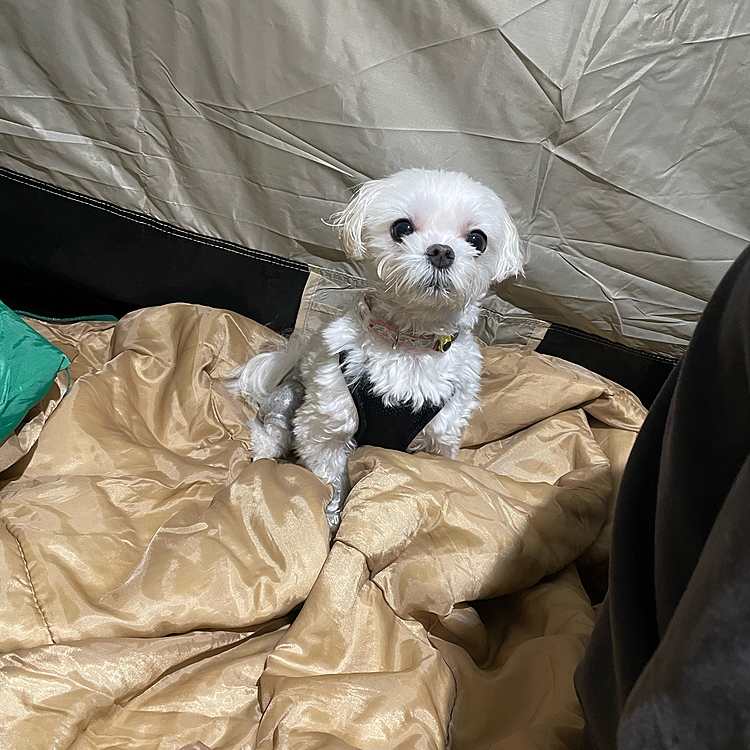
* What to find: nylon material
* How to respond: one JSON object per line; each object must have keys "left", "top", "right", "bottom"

{"left": 474, "top": 313, "right": 546, "bottom": 349}
{"left": 134, "top": 3, "right": 518, "bottom": 112}
{"left": 462, "top": 345, "right": 644, "bottom": 448}
{"left": 156, "top": 98, "right": 354, "bottom": 177}
{"left": 549, "top": 240, "right": 711, "bottom": 308}
{"left": 500, "top": 240, "right": 705, "bottom": 355}
{"left": 582, "top": 1, "right": 750, "bottom": 75}
{"left": 90, "top": 112, "right": 352, "bottom": 253}
{"left": 0, "top": 118, "right": 139, "bottom": 155}
{"left": 0, "top": 2, "right": 137, "bottom": 105}
{"left": 0, "top": 307, "right": 329, "bottom": 643}
{"left": 528, "top": 146, "right": 747, "bottom": 258}
{"left": 553, "top": 71, "right": 750, "bottom": 241}
{"left": 0, "top": 308, "right": 646, "bottom": 748}
{"left": 0, "top": 371, "right": 68, "bottom": 478}
{"left": 0, "top": 141, "right": 149, "bottom": 211}
{"left": 24, "top": 318, "right": 118, "bottom": 384}
{"left": 341, "top": 442, "right": 611, "bottom": 616}
{"left": 259, "top": 29, "right": 562, "bottom": 137}
{"left": 506, "top": 144, "right": 743, "bottom": 353}
{"left": 479, "top": 294, "right": 549, "bottom": 346}
{"left": 431, "top": 566, "right": 596, "bottom": 749}
{"left": 0, "top": 629, "right": 278, "bottom": 749}
{"left": 576, "top": 419, "right": 639, "bottom": 595}
{"left": 1, "top": 0, "right": 749, "bottom": 355}
{"left": 500, "top": 0, "right": 609, "bottom": 91}
{"left": 0, "top": 519, "right": 53, "bottom": 650}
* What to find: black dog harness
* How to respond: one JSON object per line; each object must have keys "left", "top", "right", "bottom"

{"left": 339, "top": 352, "right": 448, "bottom": 452}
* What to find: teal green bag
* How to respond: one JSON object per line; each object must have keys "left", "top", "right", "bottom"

{"left": 0, "top": 301, "right": 70, "bottom": 442}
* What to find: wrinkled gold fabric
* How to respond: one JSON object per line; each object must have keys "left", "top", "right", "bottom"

{"left": 0, "top": 370, "right": 68, "bottom": 475}
{"left": 0, "top": 305, "right": 644, "bottom": 749}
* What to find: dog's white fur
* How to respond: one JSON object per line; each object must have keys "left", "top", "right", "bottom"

{"left": 229, "top": 169, "right": 525, "bottom": 530}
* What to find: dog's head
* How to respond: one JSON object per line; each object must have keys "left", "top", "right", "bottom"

{"left": 331, "top": 169, "right": 525, "bottom": 310}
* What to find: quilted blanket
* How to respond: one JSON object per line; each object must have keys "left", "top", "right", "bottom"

{"left": 0, "top": 304, "right": 644, "bottom": 749}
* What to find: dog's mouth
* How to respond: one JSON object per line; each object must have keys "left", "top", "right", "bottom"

{"left": 425, "top": 270, "right": 452, "bottom": 295}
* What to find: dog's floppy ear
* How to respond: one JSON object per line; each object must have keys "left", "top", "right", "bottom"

{"left": 491, "top": 202, "right": 527, "bottom": 283}
{"left": 329, "top": 179, "right": 384, "bottom": 259}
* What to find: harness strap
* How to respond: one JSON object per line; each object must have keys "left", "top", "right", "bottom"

{"left": 340, "top": 352, "right": 446, "bottom": 451}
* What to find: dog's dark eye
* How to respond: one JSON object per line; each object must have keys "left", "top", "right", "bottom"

{"left": 466, "top": 230, "right": 487, "bottom": 254}
{"left": 390, "top": 218, "right": 414, "bottom": 242}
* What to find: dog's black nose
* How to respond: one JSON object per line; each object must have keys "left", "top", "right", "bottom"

{"left": 426, "top": 244, "right": 455, "bottom": 269}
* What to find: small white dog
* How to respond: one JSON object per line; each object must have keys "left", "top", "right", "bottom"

{"left": 230, "top": 169, "right": 525, "bottom": 531}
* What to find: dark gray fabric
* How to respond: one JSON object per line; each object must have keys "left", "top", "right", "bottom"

{"left": 576, "top": 245, "right": 750, "bottom": 749}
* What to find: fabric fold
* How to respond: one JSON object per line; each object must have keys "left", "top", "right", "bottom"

{"left": 0, "top": 305, "right": 643, "bottom": 749}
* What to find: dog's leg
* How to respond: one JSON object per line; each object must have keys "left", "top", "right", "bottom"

{"left": 297, "top": 439, "right": 352, "bottom": 533}
{"left": 410, "top": 382, "right": 480, "bottom": 459}
{"left": 249, "top": 379, "right": 305, "bottom": 460}
{"left": 293, "top": 358, "right": 358, "bottom": 533}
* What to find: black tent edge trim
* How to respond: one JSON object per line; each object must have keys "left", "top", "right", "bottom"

{"left": 0, "top": 166, "right": 309, "bottom": 333}
{"left": 541, "top": 322, "right": 678, "bottom": 365}
{"left": 537, "top": 324, "right": 677, "bottom": 407}
{"left": 0, "top": 166, "right": 306, "bottom": 273}
{"left": 0, "top": 165, "right": 676, "bottom": 404}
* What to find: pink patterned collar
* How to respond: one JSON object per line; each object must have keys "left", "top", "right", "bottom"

{"left": 357, "top": 296, "right": 459, "bottom": 353}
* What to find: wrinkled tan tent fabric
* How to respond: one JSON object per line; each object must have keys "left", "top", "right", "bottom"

{"left": 2, "top": 1, "right": 749, "bottom": 355}
{"left": 0, "top": 305, "right": 645, "bottom": 749}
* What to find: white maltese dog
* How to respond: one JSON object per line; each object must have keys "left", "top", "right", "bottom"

{"left": 229, "top": 169, "right": 525, "bottom": 532}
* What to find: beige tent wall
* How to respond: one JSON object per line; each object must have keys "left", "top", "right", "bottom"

{"left": 1, "top": 0, "right": 749, "bottom": 356}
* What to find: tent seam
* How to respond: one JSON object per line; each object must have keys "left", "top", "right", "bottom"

{"left": 1, "top": 516, "right": 55, "bottom": 644}
{"left": 310, "top": 263, "right": 367, "bottom": 285}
